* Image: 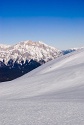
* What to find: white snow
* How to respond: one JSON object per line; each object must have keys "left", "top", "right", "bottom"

{"left": 0, "top": 44, "right": 10, "bottom": 49}
{"left": 0, "top": 40, "right": 61, "bottom": 64}
{"left": 0, "top": 48, "right": 84, "bottom": 125}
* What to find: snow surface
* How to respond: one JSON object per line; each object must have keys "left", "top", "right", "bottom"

{"left": 0, "top": 48, "right": 84, "bottom": 125}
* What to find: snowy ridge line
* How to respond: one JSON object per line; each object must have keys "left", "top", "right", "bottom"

{"left": 0, "top": 40, "right": 62, "bottom": 65}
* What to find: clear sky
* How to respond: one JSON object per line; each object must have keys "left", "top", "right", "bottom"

{"left": 0, "top": 0, "right": 84, "bottom": 49}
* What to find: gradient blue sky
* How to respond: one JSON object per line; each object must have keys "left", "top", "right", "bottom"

{"left": 0, "top": 0, "right": 84, "bottom": 49}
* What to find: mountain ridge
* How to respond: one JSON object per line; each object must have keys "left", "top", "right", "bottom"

{"left": 0, "top": 40, "right": 62, "bottom": 65}
{"left": 0, "top": 40, "right": 62, "bottom": 82}
{"left": 0, "top": 40, "right": 84, "bottom": 82}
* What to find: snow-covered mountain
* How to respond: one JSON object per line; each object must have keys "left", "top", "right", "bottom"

{"left": 0, "top": 40, "right": 83, "bottom": 65}
{"left": 0, "top": 40, "right": 62, "bottom": 82}
{"left": 0, "top": 40, "right": 84, "bottom": 82}
{"left": 0, "top": 48, "right": 84, "bottom": 125}
{"left": 0, "top": 44, "right": 10, "bottom": 49}
{"left": 0, "top": 40, "right": 62, "bottom": 64}
{"left": 62, "top": 47, "right": 84, "bottom": 55}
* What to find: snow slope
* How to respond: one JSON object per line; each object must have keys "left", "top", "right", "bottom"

{"left": 0, "top": 48, "right": 84, "bottom": 125}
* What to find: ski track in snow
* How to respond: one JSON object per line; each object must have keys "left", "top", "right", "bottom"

{"left": 0, "top": 49, "right": 84, "bottom": 125}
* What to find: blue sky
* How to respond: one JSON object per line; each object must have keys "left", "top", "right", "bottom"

{"left": 0, "top": 0, "right": 84, "bottom": 49}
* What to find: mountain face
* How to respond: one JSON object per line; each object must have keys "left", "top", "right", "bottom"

{"left": 0, "top": 40, "right": 62, "bottom": 64}
{"left": 0, "top": 40, "right": 62, "bottom": 82}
